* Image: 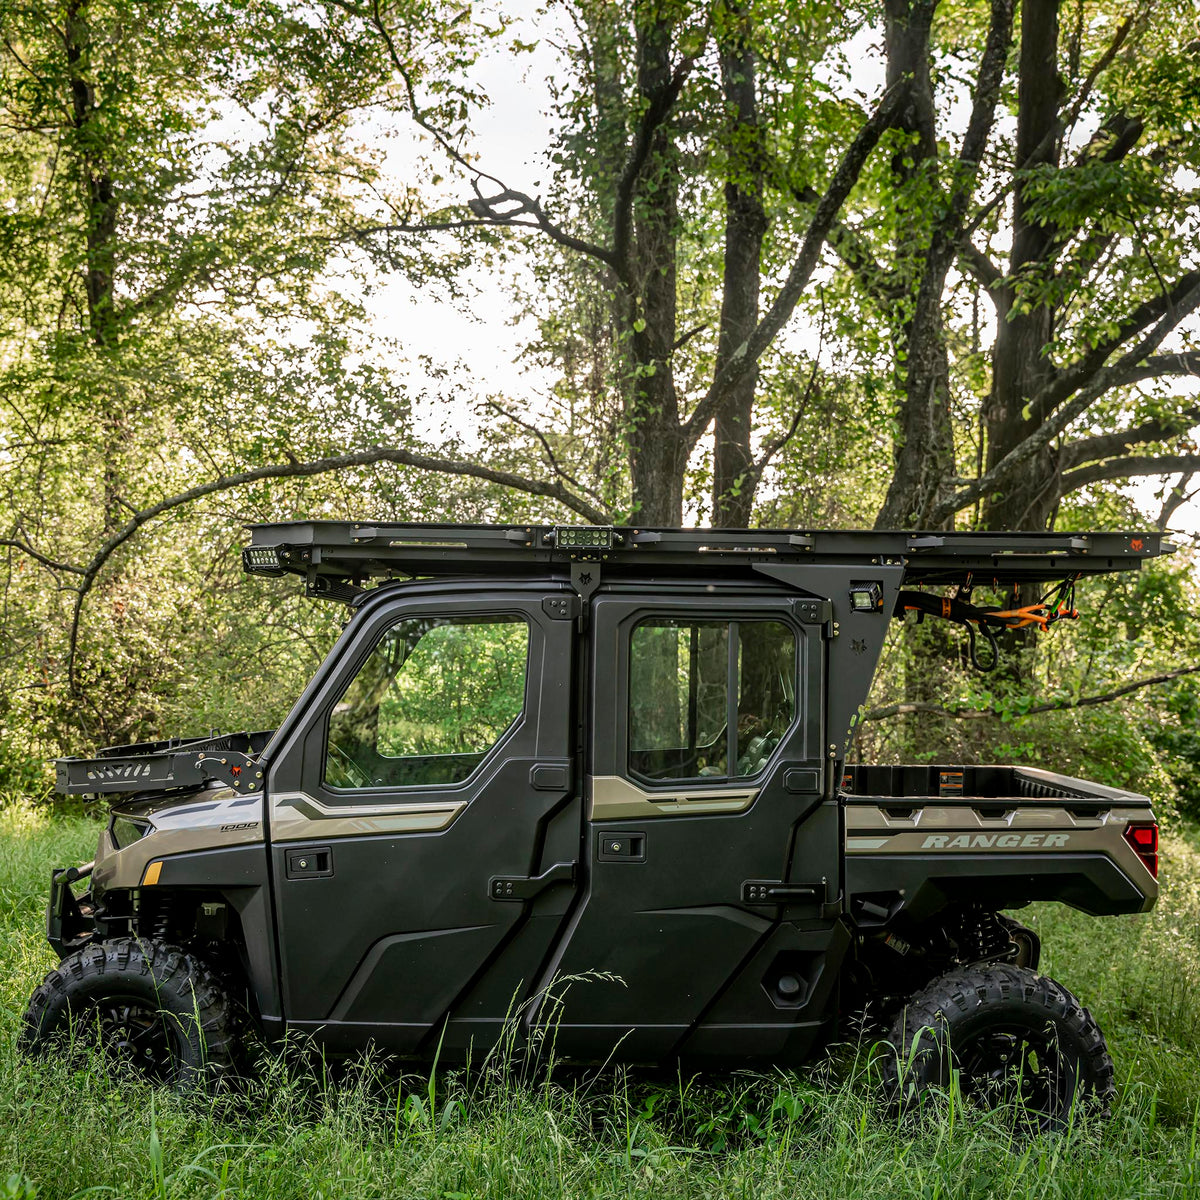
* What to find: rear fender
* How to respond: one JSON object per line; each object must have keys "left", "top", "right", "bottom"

{"left": 845, "top": 802, "right": 1157, "bottom": 922}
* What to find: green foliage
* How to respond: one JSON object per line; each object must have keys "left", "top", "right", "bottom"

{"left": 0, "top": 0, "right": 1195, "bottom": 829}
{"left": 1144, "top": 677, "right": 1200, "bottom": 822}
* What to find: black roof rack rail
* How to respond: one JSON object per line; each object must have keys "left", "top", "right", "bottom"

{"left": 242, "top": 521, "right": 1173, "bottom": 599}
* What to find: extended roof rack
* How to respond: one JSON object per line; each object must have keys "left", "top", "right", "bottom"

{"left": 243, "top": 522, "right": 1172, "bottom": 601}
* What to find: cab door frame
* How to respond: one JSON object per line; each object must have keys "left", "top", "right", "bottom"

{"left": 263, "top": 579, "right": 581, "bottom": 1057}
{"left": 538, "top": 581, "right": 842, "bottom": 1065}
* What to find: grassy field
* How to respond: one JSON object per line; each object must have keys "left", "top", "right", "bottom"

{"left": 3, "top": 802, "right": 1200, "bottom": 1200}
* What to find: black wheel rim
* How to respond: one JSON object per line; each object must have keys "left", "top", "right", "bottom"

{"left": 89, "top": 994, "right": 183, "bottom": 1082}
{"left": 955, "top": 1021, "right": 1071, "bottom": 1117}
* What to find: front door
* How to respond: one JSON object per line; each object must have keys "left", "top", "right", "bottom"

{"left": 266, "top": 582, "right": 579, "bottom": 1056}
{"left": 542, "top": 586, "right": 843, "bottom": 1064}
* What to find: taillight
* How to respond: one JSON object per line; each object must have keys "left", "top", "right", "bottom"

{"left": 1123, "top": 822, "right": 1159, "bottom": 878}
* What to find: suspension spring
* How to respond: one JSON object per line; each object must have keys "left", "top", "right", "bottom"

{"left": 150, "top": 897, "right": 172, "bottom": 942}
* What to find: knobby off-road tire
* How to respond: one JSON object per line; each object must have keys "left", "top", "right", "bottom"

{"left": 21, "top": 938, "right": 236, "bottom": 1091}
{"left": 881, "top": 963, "right": 1115, "bottom": 1127}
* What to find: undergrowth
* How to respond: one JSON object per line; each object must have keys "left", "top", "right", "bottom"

{"left": 3, "top": 802, "right": 1200, "bottom": 1199}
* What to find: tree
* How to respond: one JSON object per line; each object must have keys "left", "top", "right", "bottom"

{"left": 0, "top": 0, "right": 485, "bottom": 751}
{"left": 349, "top": 0, "right": 912, "bottom": 524}
{"left": 838, "top": 0, "right": 1200, "bottom": 529}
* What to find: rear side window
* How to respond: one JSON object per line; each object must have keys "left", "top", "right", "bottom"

{"left": 325, "top": 615, "right": 530, "bottom": 790}
{"left": 628, "top": 618, "right": 797, "bottom": 783}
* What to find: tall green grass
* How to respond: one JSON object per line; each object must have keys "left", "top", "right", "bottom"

{"left": 3, "top": 802, "right": 1200, "bottom": 1200}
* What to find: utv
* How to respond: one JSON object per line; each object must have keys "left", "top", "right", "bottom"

{"left": 24, "top": 524, "right": 1165, "bottom": 1118}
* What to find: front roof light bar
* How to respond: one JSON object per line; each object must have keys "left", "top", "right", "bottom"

{"left": 242, "top": 546, "right": 287, "bottom": 576}
{"left": 549, "top": 525, "right": 621, "bottom": 552}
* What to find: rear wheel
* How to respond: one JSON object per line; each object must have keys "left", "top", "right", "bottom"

{"left": 881, "top": 963, "right": 1115, "bottom": 1126}
{"left": 21, "top": 938, "right": 236, "bottom": 1091}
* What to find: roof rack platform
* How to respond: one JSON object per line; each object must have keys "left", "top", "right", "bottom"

{"left": 243, "top": 522, "right": 1172, "bottom": 599}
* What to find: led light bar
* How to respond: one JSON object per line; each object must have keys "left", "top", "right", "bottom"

{"left": 553, "top": 526, "right": 618, "bottom": 552}
{"left": 242, "top": 546, "right": 287, "bottom": 576}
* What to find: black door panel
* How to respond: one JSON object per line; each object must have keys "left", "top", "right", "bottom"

{"left": 268, "top": 586, "right": 580, "bottom": 1052}
{"left": 545, "top": 590, "right": 840, "bottom": 1063}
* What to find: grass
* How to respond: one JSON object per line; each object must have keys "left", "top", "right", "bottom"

{"left": 3, "top": 801, "right": 1200, "bottom": 1199}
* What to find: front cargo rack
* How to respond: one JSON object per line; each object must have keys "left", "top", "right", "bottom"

{"left": 242, "top": 522, "right": 1172, "bottom": 599}
{"left": 56, "top": 730, "right": 273, "bottom": 797}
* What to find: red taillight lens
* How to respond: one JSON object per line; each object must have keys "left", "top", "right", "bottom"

{"left": 1123, "top": 822, "right": 1159, "bottom": 878}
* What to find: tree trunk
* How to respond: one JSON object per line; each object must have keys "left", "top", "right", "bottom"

{"left": 874, "top": 0, "right": 957, "bottom": 529}
{"left": 712, "top": 4, "right": 766, "bottom": 528}
{"left": 983, "top": 0, "right": 1062, "bottom": 530}
{"left": 622, "top": 13, "right": 686, "bottom": 526}
{"left": 66, "top": 0, "right": 124, "bottom": 535}
{"left": 876, "top": 310, "right": 957, "bottom": 529}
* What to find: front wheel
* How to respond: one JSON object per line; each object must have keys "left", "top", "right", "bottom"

{"left": 21, "top": 938, "right": 236, "bottom": 1091}
{"left": 881, "top": 963, "right": 1115, "bottom": 1126}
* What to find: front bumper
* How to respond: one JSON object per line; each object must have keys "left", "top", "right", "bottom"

{"left": 47, "top": 863, "right": 95, "bottom": 958}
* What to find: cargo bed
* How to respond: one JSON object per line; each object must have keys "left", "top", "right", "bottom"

{"left": 840, "top": 763, "right": 1149, "bottom": 809}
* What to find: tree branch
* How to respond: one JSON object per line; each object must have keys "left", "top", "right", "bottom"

{"left": 65, "top": 444, "right": 607, "bottom": 690}
{"left": 955, "top": 0, "right": 1015, "bottom": 172}
{"left": 1028, "top": 271, "right": 1200, "bottom": 427}
{"left": 611, "top": 30, "right": 705, "bottom": 278}
{"left": 465, "top": 184, "right": 616, "bottom": 266}
{"left": 333, "top": 0, "right": 615, "bottom": 268}
{"left": 0, "top": 537, "right": 85, "bottom": 575}
{"left": 935, "top": 277, "right": 1200, "bottom": 520}
{"left": 957, "top": 237, "right": 1005, "bottom": 299}
{"left": 1159, "top": 472, "right": 1197, "bottom": 531}
{"left": 483, "top": 399, "right": 610, "bottom": 507}
{"left": 1097, "top": 350, "right": 1200, "bottom": 392}
{"left": 792, "top": 183, "right": 902, "bottom": 305}
{"left": 861, "top": 665, "right": 1200, "bottom": 723}
{"left": 682, "top": 79, "right": 908, "bottom": 443}
{"left": 1061, "top": 399, "right": 1200, "bottom": 470}
{"left": 1060, "top": 453, "right": 1200, "bottom": 494}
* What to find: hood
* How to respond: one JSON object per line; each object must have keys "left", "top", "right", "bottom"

{"left": 94, "top": 784, "right": 264, "bottom": 893}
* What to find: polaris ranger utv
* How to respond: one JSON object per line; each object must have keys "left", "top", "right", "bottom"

{"left": 24, "top": 524, "right": 1165, "bottom": 1117}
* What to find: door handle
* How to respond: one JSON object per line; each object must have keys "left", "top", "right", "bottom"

{"left": 285, "top": 846, "right": 333, "bottom": 879}
{"left": 489, "top": 861, "right": 576, "bottom": 901}
{"left": 596, "top": 831, "right": 646, "bottom": 862}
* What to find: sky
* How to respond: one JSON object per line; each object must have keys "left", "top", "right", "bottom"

{"left": 361, "top": 6, "right": 561, "bottom": 434}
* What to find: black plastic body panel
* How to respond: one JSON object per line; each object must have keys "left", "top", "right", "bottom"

{"left": 845, "top": 852, "right": 1149, "bottom": 919}
{"left": 147, "top": 843, "right": 281, "bottom": 1024}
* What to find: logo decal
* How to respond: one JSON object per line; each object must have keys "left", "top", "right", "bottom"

{"left": 921, "top": 832, "right": 1069, "bottom": 849}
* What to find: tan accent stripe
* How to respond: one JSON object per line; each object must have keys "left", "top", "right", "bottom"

{"left": 141, "top": 861, "right": 162, "bottom": 886}
{"left": 590, "top": 775, "right": 759, "bottom": 820}
{"left": 270, "top": 791, "right": 465, "bottom": 841}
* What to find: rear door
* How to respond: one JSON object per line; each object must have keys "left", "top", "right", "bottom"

{"left": 266, "top": 582, "right": 580, "bottom": 1056}
{"left": 542, "top": 586, "right": 842, "bottom": 1064}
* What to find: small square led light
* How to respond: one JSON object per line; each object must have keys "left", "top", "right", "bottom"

{"left": 849, "top": 582, "right": 884, "bottom": 612}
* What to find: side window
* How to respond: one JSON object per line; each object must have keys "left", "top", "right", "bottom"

{"left": 325, "top": 615, "right": 530, "bottom": 790}
{"left": 628, "top": 618, "right": 797, "bottom": 783}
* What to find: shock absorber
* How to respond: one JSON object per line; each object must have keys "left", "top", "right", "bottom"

{"left": 150, "top": 896, "right": 172, "bottom": 943}
{"left": 958, "top": 907, "right": 1011, "bottom": 962}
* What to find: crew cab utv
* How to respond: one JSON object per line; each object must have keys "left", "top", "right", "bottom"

{"left": 24, "top": 524, "right": 1166, "bottom": 1119}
